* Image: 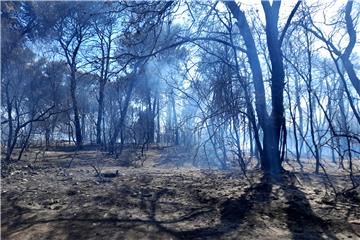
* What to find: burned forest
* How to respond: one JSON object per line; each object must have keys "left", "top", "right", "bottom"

{"left": 1, "top": 1, "right": 360, "bottom": 239}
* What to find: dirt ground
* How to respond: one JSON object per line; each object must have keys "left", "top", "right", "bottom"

{"left": 1, "top": 146, "right": 360, "bottom": 240}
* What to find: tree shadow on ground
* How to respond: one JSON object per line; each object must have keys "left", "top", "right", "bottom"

{"left": 281, "top": 173, "right": 338, "bottom": 240}
{"left": 3, "top": 172, "right": 357, "bottom": 240}
{"left": 141, "top": 174, "right": 273, "bottom": 239}
{"left": 3, "top": 175, "right": 272, "bottom": 240}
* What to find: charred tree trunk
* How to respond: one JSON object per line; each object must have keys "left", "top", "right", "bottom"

{"left": 248, "top": 121, "right": 254, "bottom": 157}
{"left": 156, "top": 97, "right": 161, "bottom": 144}
{"left": 81, "top": 113, "right": 86, "bottom": 142}
{"left": 95, "top": 28, "right": 112, "bottom": 145}
{"left": 304, "top": 31, "right": 320, "bottom": 174}
{"left": 109, "top": 74, "right": 137, "bottom": 154}
{"left": 170, "top": 93, "right": 179, "bottom": 145}
{"left": 17, "top": 122, "right": 33, "bottom": 161}
{"left": 294, "top": 75, "right": 305, "bottom": 156}
{"left": 261, "top": 1, "right": 286, "bottom": 175}
{"left": 227, "top": 1, "right": 298, "bottom": 175}
{"left": 70, "top": 68, "right": 83, "bottom": 149}
{"left": 96, "top": 81, "right": 105, "bottom": 144}
{"left": 341, "top": 1, "right": 360, "bottom": 97}
{"left": 287, "top": 81, "right": 303, "bottom": 170}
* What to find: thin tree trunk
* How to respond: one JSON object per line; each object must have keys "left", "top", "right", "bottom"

{"left": 156, "top": 97, "right": 160, "bottom": 144}
{"left": 17, "top": 122, "right": 33, "bottom": 161}
{"left": 109, "top": 75, "right": 137, "bottom": 153}
{"left": 305, "top": 32, "right": 320, "bottom": 173}
{"left": 5, "top": 82, "right": 13, "bottom": 164}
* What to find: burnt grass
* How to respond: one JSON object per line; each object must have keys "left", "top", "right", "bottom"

{"left": 1, "top": 146, "right": 360, "bottom": 240}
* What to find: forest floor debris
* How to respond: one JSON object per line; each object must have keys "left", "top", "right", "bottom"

{"left": 1, "top": 146, "right": 360, "bottom": 240}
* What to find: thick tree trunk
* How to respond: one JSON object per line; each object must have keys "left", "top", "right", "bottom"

{"left": 45, "top": 126, "right": 50, "bottom": 150}
{"left": 70, "top": 70, "right": 83, "bottom": 149}
{"left": 170, "top": 93, "right": 179, "bottom": 145}
{"left": 102, "top": 114, "right": 107, "bottom": 147}
{"left": 261, "top": 1, "right": 285, "bottom": 175}
{"left": 81, "top": 113, "right": 86, "bottom": 142}
{"left": 262, "top": 121, "right": 283, "bottom": 174}
{"left": 248, "top": 121, "right": 254, "bottom": 157}
{"left": 227, "top": 1, "right": 288, "bottom": 175}
{"left": 146, "top": 93, "right": 155, "bottom": 144}
{"left": 96, "top": 81, "right": 105, "bottom": 144}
